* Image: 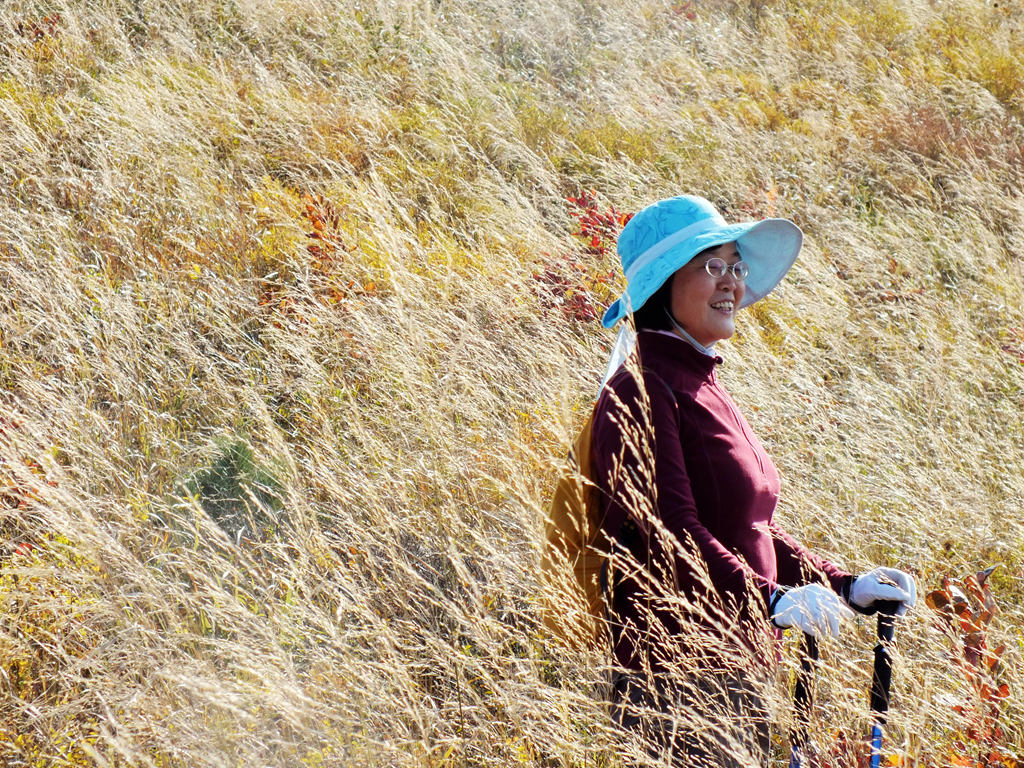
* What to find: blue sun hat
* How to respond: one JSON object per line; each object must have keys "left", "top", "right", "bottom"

{"left": 601, "top": 195, "right": 803, "bottom": 328}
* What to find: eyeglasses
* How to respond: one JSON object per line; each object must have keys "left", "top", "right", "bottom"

{"left": 703, "top": 257, "right": 749, "bottom": 281}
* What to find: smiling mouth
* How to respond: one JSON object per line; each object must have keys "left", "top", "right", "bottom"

{"left": 710, "top": 300, "right": 734, "bottom": 313}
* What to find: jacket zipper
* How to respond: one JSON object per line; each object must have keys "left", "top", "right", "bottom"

{"left": 715, "top": 381, "right": 767, "bottom": 477}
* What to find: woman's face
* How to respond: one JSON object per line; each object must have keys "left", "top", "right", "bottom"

{"left": 668, "top": 242, "right": 746, "bottom": 347}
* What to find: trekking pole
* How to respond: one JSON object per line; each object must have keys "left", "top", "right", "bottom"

{"left": 789, "top": 632, "right": 818, "bottom": 768}
{"left": 869, "top": 600, "right": 902, "bottom": 768}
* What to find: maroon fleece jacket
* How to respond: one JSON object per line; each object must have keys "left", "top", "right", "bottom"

{"left": 592, "top": 331, "right": 851, "bottom": 671}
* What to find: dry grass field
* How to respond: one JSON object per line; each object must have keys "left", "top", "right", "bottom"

{"left": 1, "top": 0, "right": 1023, "bottom": 765}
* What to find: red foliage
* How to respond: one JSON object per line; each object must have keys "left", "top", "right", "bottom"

{"left": 531, "top": 191, "right": 629, "bottom": 324}
{"left": 532, "top": 262, "right": 605, "bottom": 323}
{"left": 0, "top": 417, "right": 50, "bottom": 561}
{"left": 302, "top": 193, "right": 354, "bottom": 270}
{"left": 0, "top": 417, "right": 56, "bottom": 512}
{"left": 257, "top": 192, "right": 378, "bottom": 329}
{"left": 815, "top": 569, "right": 1020, "bottom": 768}
{"left": 670, "top": 1, "right": 697, "bottom": 20}
{"left": 922, "top": 567, "right": 1021, "bottom": 768}
{"left": 564, "top": 190, "right": 632, "bottom": 258}
{"left": 15, "top": 14, "right": 61, "bottom": 41}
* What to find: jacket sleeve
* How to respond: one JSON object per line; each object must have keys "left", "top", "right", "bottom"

{"left": 592, "top": 367, "right": 778, "bottom": 607}
{"left": 770, "top": 523, "right": 853, "bottom": 596}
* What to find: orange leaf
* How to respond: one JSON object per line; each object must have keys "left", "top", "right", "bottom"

{"left": 986, "top": 644, "right": 1006, "bottom": 671}
{"left": 964, "top": 574, "right": 993, "bottom": 610}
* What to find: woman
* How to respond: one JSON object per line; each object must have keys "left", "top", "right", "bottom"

{"left": 591, "top": 195, "right": 915, "bottom": 766}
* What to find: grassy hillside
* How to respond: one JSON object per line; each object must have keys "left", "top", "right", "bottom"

{"left": 1, "top": 0, "right": 1023, "bottom": 765}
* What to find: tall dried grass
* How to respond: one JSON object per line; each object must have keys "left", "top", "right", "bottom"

{"left": 1, "top": 0, "right": 1023, "bottom": 765}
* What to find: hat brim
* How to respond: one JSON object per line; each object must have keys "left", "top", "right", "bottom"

{"left": 601, "top": 218, "right": 802, "bottom": 328}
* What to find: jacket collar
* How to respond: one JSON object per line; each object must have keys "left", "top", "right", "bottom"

{"left": 636, "top": 330, "right": 721, "bottom": 386}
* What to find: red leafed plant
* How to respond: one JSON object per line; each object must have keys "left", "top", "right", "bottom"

{"left": 923, "top": 566, "right": 1020, "bottom": 768}
{"left": 670, "top": 1, "right": 697, "bottom": 21}
{"left": 302, "top": 192, "right": 355, "bottom": 270}
{"left": 816, "top": 568, "right": 1019, "bottom": 768}
{"left": 257, "top": 192, "right": 379, "bottom": 328}
{"left": 532, "top": 191, "right": 629, "bottom": 323}
{"left": 0, "top": 416, "right": 57, "bottom": 512}
{"left": 564, "top": 189, "right": 632, "bottom": 258}
{"left": 15, "top": 14, "right": 61, "bottom": 42}
{"left": 0, "top": 416, "right": 53, "bottom": 561}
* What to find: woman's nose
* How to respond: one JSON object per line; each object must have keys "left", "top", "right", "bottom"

{"left": 718, "top": 270, "right": 739, "bottom": 288}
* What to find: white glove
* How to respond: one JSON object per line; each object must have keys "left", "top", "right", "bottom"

{"left": 847, "top": 567, "right": 916, "bottom": 616}
{"left": 770, "top": 584, "right": 854, "bottom": 639}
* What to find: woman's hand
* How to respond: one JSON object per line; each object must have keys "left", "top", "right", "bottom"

{"left": 770, "top": 584, "right": 854, "bottom": 638}
{"left": 847, "top": 567, "right": 917, "bottom": 616}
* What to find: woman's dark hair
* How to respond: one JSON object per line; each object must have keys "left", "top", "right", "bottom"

{"left": 631, "top": 276, "right": 676, "bottom": 331}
